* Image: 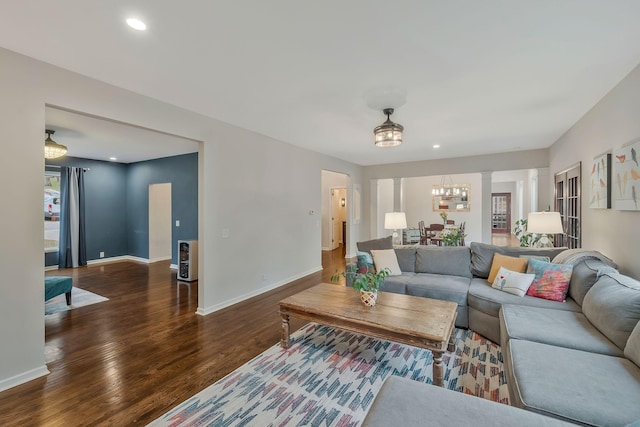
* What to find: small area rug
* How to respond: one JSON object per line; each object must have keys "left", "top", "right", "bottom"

{"left": 149, "top": 322, "right": 509, "bottom": 427}
{"left": 45, "top": 287, "right": 108, "bottom": 315}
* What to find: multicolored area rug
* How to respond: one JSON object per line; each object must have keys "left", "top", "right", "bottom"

{"left": 45, "top": 287, "right": 108, "bottom": 315}
{"left": 149, "top": 323, "right": 509, "bottom": 427}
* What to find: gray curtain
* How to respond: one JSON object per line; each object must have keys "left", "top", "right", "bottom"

{"left": 58, "top": 167, "right": 87, "bottom": 268}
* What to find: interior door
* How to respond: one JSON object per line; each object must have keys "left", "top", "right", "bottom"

{"left": 330, "top": 189, "right": 341, "bottom": 250}
{"left": 149, "top": 183, "right": 172, "bottom": 262}
{"left": 491, "top": 193, "right": 511, "bottom": 233}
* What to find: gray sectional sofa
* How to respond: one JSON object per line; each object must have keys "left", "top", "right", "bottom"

{"left": 354, "top": 237, "right": 640, "bottom": 426}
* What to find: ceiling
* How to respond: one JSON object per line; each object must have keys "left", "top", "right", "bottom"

{"left": 3, "top": 1, "right": 640, "bottom": 166}
{"left": 45, "top": 107, "right": 199, "bottom": 164}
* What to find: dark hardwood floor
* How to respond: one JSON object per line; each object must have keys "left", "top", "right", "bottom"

{"left": 0, "top": 248, "right": 349, "bottom": 426}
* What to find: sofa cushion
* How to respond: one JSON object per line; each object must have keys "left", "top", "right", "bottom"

{"left": 394, "top": 247, "right": 417, "bottom": 272}
{"left": 357, "top": 236, "right": 392, "bottom": 254}
{"left": 500, "top": 304, "right": 623, "bottom": 356}
{"left": 491, "top": 267, "right": 535, "bottom": 297}
{"left": 380, "top": 273, "right": 415, "bottom": 295}
{"left": 468, "top": 278, "right": 580, "bottom": 318}
{"left": 525, "top": 259, "right": 573, "bottom": 302}
{"left": 488, "top": 254, "right": 528, "bottom": 283}
{"left": 569, "top": 259, "right": 618, "bottom": 307}
{"left": 507, "top": 339, "right": 640, "bottom": 426}
{"left": 415, "top": 246, "right": 472, "bottom": 278}
{"left": 362, "top": 375, "right": 573, "bottom": 427}
{"left": 371, "top": 249, "right": 402, "bottom": 276}
{"left": 406, "top": 274, "right": 470, "bottom": 306}
{"left": 582, "top": 273, "right": 640, "bottom": 350}
{"left": 470, "top": 242, "right": 565, "bottom": 279}
{"left": 625, "top": 321, "right": 640, "bottom": 368}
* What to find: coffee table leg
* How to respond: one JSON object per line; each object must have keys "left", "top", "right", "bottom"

{"left": 432, "top": 350, "right": 444, "bottom": 387}
{"left": 280, "top": 311, "right": 290, "bottom": 348}
{"left": 447, "top": 332, "right": 456, "bottom": 353}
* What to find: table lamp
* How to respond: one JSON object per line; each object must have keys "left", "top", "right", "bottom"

{"left": 385, "top": 212, "right": 407, "bottom": 245}
{"left": 526, "top": 212, "right": 564, "bottom": 247}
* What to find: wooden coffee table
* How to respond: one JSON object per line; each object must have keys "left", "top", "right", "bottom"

{"left": 278, "top": 283, "right": 457, "bottom": 387}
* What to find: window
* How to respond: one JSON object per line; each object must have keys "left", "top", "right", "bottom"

{"left": 554, "top": 163, "right": 581, "bottom": 249}
{"left": 45, "top": 170, "right": 61, "bottom": 251}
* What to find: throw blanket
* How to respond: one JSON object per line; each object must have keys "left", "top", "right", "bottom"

{"left": 552, "top": 249, "right": 618, "bottom": 269}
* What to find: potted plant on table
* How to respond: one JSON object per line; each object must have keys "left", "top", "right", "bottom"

{"left": 332, "top": 266, "right": 390, "bottom": 307}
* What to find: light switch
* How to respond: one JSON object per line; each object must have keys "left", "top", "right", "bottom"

{"left": 175, "top": 220, "right": 180, "bottom": 227}
{"left": 222, "top": 228, "right": 230, "bottom": 238}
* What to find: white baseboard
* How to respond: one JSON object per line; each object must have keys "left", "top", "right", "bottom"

{"left": 149, "top": 256, "right": 172, "bottom": 263}
{"left": 196, "top": 266, "right": 323, "bottom": 316}
{"left": 0, "top": 365, "right": 49, "bottom": 393}
{"left": 87, "top": 255, "right": 150, "bottom": 266}
{"left": 345, "top": 252, "right": 356, "bottom": 259}
{"left": 170, "top": 264, "right": 178, "bottom": 270}
{"left": 45, "top": 265, "right": 58, "bottom": 271}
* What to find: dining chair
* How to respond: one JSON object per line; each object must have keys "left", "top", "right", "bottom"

{"left": 446, "top": 219, "right": 455, "bottom": 225}
{"left": 418, "top": 221, "right": 428, "bottom": 245}
{"left": 429, "top": 223, "right": 444, "bottom": 246}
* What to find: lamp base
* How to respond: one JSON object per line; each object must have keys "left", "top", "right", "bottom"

{"left": 392, "top": 230, "right": 401, "bottom": 246}
{"left": 533, "top": 235, "right": 554, "bottom": 248}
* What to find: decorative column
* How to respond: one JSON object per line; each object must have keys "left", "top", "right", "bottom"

{"left": 481, "top": 171, "right": 492, "bottom": 243}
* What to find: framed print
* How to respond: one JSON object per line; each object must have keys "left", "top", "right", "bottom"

{"left": 613, "top": 139, "right": 640, "bottom": 211}
{"left": 589, "top": 152, "right": 611, "bottom": 209}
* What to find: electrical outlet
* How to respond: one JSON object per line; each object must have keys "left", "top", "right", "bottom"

{"left": 222, "top": 228, "right": 230, "bottom": 238}
{"left": 99, "top": 251, "right": 105, "bottom": 258}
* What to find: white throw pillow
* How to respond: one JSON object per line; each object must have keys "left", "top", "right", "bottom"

{"left": 491, "top": 267, "right": 535, "bottom": 297}
{"left": 370, "top": 249, "right": 402, "bottom": 276}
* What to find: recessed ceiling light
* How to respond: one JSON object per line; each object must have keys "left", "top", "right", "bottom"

{"left": 433, "top": 144, "right": 440, "bottom": 149}
{"left": 109, "top": 157, "right": 117, "bottom": 161}
{"left": 126, "top": 18, "right": 146, "bottom": 31}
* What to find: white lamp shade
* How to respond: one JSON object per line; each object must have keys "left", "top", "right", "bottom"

{"left": 526, "top": 212, "right": 564, "bottom": 234}
{"left": 384, "top": 212, "right": 407, "bottom": 230}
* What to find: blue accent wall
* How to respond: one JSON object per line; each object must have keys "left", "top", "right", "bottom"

{"left": 45, "top": 157, "right": 129, "bottom": 265}
{"left": 127, "top": 153, "right": 198, "bottom": 264}
{"left": 45, "top": 153, "right": 198, "bottom": 267}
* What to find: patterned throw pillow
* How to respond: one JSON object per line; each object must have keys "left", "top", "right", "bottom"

{"left": 525, "top": 258, "right": 573, "bottom": 302}
{"left": 356, "top": 251, "right": 375, "bottom": 273}
{"left": 491, "top": 267, "right": 536, "bottom": 297}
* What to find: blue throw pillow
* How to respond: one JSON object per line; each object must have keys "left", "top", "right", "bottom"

{"left": 356, "top": 251, "right": 375, "bottom": 272}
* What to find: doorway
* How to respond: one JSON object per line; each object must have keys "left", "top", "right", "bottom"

{"left": 320, "top": 170, "right": 349, "bottom": 263}
{"left": 149, "top": 183, "right": 172, "bottom": 262}
{"left": 491, "top": 193, "right": 511, "bottom": 233}
{"left": 331, "top": 188, "right": 347, "bottom": 252}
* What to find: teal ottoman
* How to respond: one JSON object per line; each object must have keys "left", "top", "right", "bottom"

{"left": 45, "top": 276, "right": 73, "bottom": 305}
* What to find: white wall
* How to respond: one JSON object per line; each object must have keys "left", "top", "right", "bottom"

{"left": 376, "top": 179, "right": 394, "bottom": 238}
{"left": 402, "top": 173, "right": 483, "bottom": 244}
{"left": 320, "top": 171, "right": 348, "bottom": 250}
{"left": 550, "top": 62, "right": 640, "bottom": 279}
{"left": 0, "top": 47, "right": 364, "bottom": 391}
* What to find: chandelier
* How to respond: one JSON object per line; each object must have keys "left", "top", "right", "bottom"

{"left": 44, "top": 129, "right": 68, "bottom": 159}
{"left": 432, "top": 176, "right": 467, "bottom": 197}
{"left": 373, "top": 108, "right": 403, "bottom": 147}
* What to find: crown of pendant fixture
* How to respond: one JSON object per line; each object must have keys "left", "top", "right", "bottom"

{"left": 44, "top": 129, "right": 68, "bottom": 159}
{"left": 373, "top": 108, "right": 403, "bottom": 147}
